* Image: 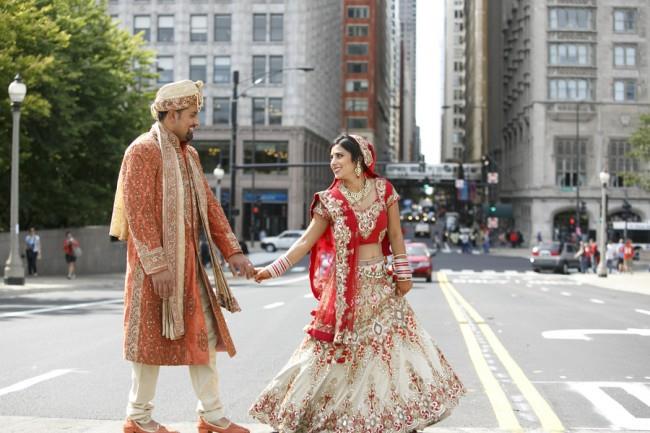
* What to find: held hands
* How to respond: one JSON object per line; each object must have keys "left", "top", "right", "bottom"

{"left": 151, "top": 269, "right": 175, "bottom": 299}
{"left": 253, "top": 267, "right": 272, "bottom": 283}
{"left": 227, "top": 253, "right": 256, "bottom": 279}
{"left": 395, "top": 278, "right": 412, "bottom": 297}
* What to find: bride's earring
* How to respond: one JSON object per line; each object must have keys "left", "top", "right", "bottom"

{"left": 355, "top": 162, "right": 362, "bottom": 178}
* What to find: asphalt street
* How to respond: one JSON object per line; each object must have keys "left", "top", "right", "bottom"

{"left": 1, "top": 250, "right": 649, "bottom": 432}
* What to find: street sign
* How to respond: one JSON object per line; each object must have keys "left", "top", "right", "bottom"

{"left": 455, "top": 179, "right": 465, "bottom": 189}
{"left": 487, "top": 172, "right": 499, "bottom": 184}
{"left": 487, "top": 217, "right": 498, "bottom": 229}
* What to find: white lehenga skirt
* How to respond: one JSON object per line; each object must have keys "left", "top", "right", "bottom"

{"left": 249, "top": 259, "right": 465, "bottom": 433}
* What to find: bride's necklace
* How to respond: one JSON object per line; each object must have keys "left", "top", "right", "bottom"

{"left": 340, "top": 178, "right": 371, "bottom": 204}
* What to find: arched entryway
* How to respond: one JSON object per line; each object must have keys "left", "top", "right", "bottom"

{"left": 553, "top": 209, "right": 591, "bottom": 241}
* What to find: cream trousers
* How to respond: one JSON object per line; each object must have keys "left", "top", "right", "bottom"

{"left": 126, "top": 277, "right": 225, "bottom": 423}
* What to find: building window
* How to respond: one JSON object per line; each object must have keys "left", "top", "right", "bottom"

{"left": 614, "top": 44, "right": 637, "bottom": 67}
{"left": 453, "top": 117, "right": 464, "bottom": 128}
{"left": 270, "top": 13, "right": 283, "bottom": 42}
{"left": 244, "top": 141, "right": 288, "bottom": 174}
{"left": 347, "top": 117, "right": 368, "bottom": 129}
{"left": 347, "top": 43, "right": 369, "bottom": 56}
{"left": 614, "top": 80, "right": 637, "bottom": 102}
{"left": 213, "top": 56, "right": 231, "bottom": 84}
{"left": 549, "top": 43, "right": 592, "bottom": 66}
{"left": 346, "top": 79, "right": 369, "bottom": 92}
{"left": 198, "top": 97, "right": 206, "bottom": 125}
{"left": 614, "top": 9, "right": 637, "bottom": 33}
{"left": 252, "top": 98, "right": 265, "bottom": 125}
{"left": 253, "top": 13, "right": 266, "bottom": 41}
{"left": 157, "top": 15, "right": 174, "bottom": 42}
{"left": 549, "top": 78, "right": 592, "bottom": 101}
{"left": 345, "top": 98, "right": 368, "bottom": 112}
{"left": 453, "top": 147, "right": 464, "bottom": 159}
{"left": 190, "top": 15, "right": 207, "bottom": 42}
{"left": 214, "top": 14, "right": 231, "bottom": 42}
{"left": 252, "top": 55, "right": 266, "bottom": 83}
{"left": 134, "top": 15, "right": 151, "bottom": 41}
{"left": 609, "top": 139, "right": 638, "bottom": 187}
{"left": 555, "top": 138, "right": 586, "bottom": 187}
{"left": 453, "top": 61, "right": 464, "bottom": 72}
{"left": 190, "top": 56, "right": 207, "bottom": 82}
{"left": 194, "top": 141, "right": 229, "bottom": 173}
{"left": 213, "top": 97, "right": 230, "bottom": 125}
{"left": 549, "top": 8, "right": 593, "bottom": 31}
{"left": 347, "top": 6, "right": 369, "bottom": 19}
{"left": 347, "top": 62, "right": 368, "bottom": 73}
{"left": 156, "top": 56, "right": 174, "bottom": 84}
{"left": 269, "top": 56, "right": 283, "bottom": 84}
{"left": 347, "top": 24, "right": 369, "bottom": 37}
{"left": 268, "top": 98, "right": 282, "bottom": 125}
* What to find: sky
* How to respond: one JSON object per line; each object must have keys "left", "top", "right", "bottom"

{"left": 416, "top": 0, "right": 446, "bottom": 164}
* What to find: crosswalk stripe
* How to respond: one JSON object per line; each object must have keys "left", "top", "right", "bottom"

{"left": 0, "top": 370, "right": 77, "bottom": 397}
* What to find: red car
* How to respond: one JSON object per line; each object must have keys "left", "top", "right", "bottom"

{"left": 406, "top": 242, "right": 434, "bottom": 282}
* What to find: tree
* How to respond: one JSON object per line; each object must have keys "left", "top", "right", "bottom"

{"left": 626, "top": 114, "right": 650, "bottom": 191}
{"left": 0, "top": 0, "right": 155, "bottom": 230}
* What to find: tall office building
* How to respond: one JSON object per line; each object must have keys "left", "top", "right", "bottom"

{"left": 441, "top": 0, "right": 467, "bottom": 162}
{"left": 399, "top": 0, "right": 419, "bottom": 162}
{"left": 108, "top": 0, "right": 342, "bottom": 238}
{"left": 481, "top": 0, "right": 650, "bottom": 243}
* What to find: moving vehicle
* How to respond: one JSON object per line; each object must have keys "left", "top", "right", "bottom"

{"left": 529, "top": 242, "right": 580, "bottom": 274}
{"left": 260, "top": 230, "right": 305, "bottom": 252}
{"left": 414, "top": 221, "right": 431, "bottom": 238}
{"left": 406, "top": 242, "right": 434, "bottom": 282}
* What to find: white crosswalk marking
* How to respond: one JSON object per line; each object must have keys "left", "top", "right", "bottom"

{"left": 0, "top": 369, "right": 77, "bottom": 397}
{"left": 568, "top": 382, "right": 650, "bottom": 430}
{"left": 262, "top": 302, "right": 285, "bottom": 310}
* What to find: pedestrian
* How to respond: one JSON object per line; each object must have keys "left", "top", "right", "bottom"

{"left": 575, "top": 241, "right": 590, "bottom": 274}
{"left": 459, "top": 230, "right": 470, "bottom": 254}
{"left": 605, "top": 241, "right": 617, "bottom": 274}
{"left": 250, "top": 134, "right": 464, "bottom": 432}
{"left": 589, "top": 239, "right": 599, "bottom": 273}
{"left": 199, "top": 235, "right": 211, "bottom": 269}
{"left": 616, "top": 238, "right": 625, "bottom": 272}
{"left": 623, "top": 239, "right": 634, "bottom": 273}
{"left": 536, "top": 231, "right": 542, "bottom": 244}
{"left": 24, "top": 227, "right": 41, "bottom": 276}
{"left": 63, "top": 231, "right": 80, "bottom": 279}
{"left": 110, "top": 80, "right": 255, "bottom": 433}
{"left": 482, "top": 228, "right": 491, "bottom": 254}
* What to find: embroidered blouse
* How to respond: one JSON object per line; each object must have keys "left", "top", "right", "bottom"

{"left": 313, "top": 178, "right": 400, "bottom": 245}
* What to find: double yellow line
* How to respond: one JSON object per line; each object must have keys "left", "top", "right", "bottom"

{"left": 437, "top": 272, "right": 565, "bottom": 433}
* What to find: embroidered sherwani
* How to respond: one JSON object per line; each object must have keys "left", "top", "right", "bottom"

{"left": 121, "top": 129, "right": 241, "bottom": 365}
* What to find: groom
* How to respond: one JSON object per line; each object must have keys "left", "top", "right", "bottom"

{"left": 111, "top": 79, "right": 254, "bottom": 433}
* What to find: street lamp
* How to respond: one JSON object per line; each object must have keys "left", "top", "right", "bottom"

{"left": 575, "top": 99, "right": 586, "bottom": 239}
{"left": 228, "top": 66, "right": 314, "bottom": 236}
{"left": 597, "top": 170, "right": 610, "bottom": 277}
{"left": 213, "top": 164, "right": 224, "bottom": 204}
{"left": 4, "top": 74, "right": 27, "bottom": 285}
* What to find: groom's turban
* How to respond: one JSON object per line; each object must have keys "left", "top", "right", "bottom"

{"left": 150, "top": 80, "right": 204, "bottom": 120}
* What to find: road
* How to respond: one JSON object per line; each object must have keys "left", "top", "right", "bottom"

{"left": 1, "top": 251, "right": 649, "bottom": 432}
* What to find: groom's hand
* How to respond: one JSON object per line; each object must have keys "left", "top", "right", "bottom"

{"left": 151, "top": 269, "right": 174, "bottom": 298}
{"left": 227, "top": 253, "right": 255, "bottom": 279}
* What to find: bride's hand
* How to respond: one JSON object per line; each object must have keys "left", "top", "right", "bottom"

{"left": 254, "top": 267, "right": 272, "bottom": 283}
{"left": 395, "top": 279, "right": 412, "bottom": 296}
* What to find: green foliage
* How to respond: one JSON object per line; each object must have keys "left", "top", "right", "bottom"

{"left": 626, "top": 114, "right": 650, "bottom": 191}
{"left": 0, "top": 0, "right": 155, "bottom": 231}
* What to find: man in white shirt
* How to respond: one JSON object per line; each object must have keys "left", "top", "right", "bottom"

{"left": 25, "top": 227, "right": 41, "bottom": 276}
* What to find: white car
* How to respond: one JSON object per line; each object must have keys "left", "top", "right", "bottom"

{"left": 414, "top": 222, "right": 430, "bottom": 238}
{"left": 260, "top": 230, "right": 305, "bottom": 252}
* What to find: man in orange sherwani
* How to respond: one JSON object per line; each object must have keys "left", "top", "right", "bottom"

{"left": 110, "top": 80, "right": 253, "bottom": 433}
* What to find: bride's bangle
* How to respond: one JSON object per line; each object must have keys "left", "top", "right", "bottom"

{"left": 265, "top": 255, "right": 293, "bottom": 278}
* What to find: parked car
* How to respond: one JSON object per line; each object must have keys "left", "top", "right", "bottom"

{"left": 529, "top": 242, "right": 580, "bottom": 274}
{"left": 260, "top": 230, "right": 305, "bottom": 252}
{"left": 414, "top": 221, "right": 431, "bottom": 238}
{"left": 406, "top": 242, "right": 434, "bottom": 282}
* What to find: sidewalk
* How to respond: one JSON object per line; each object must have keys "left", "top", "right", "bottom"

{"left": 0, "top": 250, "right": 278, "bottom": 298}
{"left": 570, "top": 270, "right": 650, "bottom": 296}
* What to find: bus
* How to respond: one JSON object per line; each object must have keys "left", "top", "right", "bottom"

{"left": 611, "top": 221, "right": 650, "bottom": 252}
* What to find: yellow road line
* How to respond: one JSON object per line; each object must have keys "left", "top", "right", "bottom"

{"left": 438, "top": 273, "right": 523, "bottom": 432}
{"left": 440, "top": 272, "right": 566, "bottom": 433}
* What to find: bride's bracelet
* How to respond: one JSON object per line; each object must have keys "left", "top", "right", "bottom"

{"left": 265, "top": 255, "right": 293, "bottom": 278}
{"left": 393, "top": 255, "right": 412, "bottom": 281}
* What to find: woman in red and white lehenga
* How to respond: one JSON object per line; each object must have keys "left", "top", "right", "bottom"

{"left": 250, "top": 134, "right": 465, "bottom": 433}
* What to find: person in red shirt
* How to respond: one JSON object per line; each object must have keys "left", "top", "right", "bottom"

{"left": 623, "top": 239, "right": 634, "bottom": 273}
{"left": 62, "top": 231, "right": 80, "bottom": 279}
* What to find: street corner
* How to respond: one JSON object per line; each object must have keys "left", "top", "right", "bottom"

{"left": 569, "top": 271, "right": 650, "bottom": 296}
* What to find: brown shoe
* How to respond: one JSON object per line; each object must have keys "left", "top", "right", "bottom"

{"left": 123, "top": 419, "right": 179, "bottom": 433}
{"left": 197, "top": 416, "right": 250, "bottom": 433}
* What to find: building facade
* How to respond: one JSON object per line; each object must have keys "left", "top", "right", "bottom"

{"left": 493, "top": 0, "right": 650, "bottom": 243}
{"left": 442, "top": 0, "right": 467, "bottom": 162}
{"left": 399, "top": 0, "right": 419, "bottom": 162}
{"left": 108, "top": 0, "right": 342, "bottom": 238}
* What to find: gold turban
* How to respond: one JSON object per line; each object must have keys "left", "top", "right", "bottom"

{"left": 150, "top": 79, "right": 204, "bottom": 120}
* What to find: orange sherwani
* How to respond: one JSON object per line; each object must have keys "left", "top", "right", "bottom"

{"left": 120, "top": 130, "right": 241, "bottom": 365}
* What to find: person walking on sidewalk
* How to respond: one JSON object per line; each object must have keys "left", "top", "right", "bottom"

{"left": 25, "top": 227, "right": 41, "bottom": 276}
{"left": 249, "top": 134, "right": 465, "bottom": 433}
{"left": 110, "top": 80, "right": 255, "bottom": 433}
{"left": 63, "top": 231, "right": 80, "bottom": 279}
{"left": 623, "top": 239, "right": 635, "bottom": 273}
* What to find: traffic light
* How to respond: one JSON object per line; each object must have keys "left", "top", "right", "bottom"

{"left": 422, "top": 177, "right": 431, "bottom": 188}
{"left": 488, "top": 203, "right": 497, "bottom": 215}
{"left": 569, "top": 216, "right": 576, "bottom": 229}
{"left": 622, "top": 199, "right": 632, "bottom": 220}
{"left": 580, "top": 200, "right": 587, "bottom": 215}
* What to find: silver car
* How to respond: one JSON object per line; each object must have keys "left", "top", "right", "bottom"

{"left": 529, "top": 242, "right": 580, "bottom": 274}
{"left": 260, "top": 230, "right": 305, "bottom": 252}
